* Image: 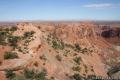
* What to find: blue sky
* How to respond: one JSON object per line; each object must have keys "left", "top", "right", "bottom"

{"left": 0, "top": 0, "right": 120, "bottom": 21}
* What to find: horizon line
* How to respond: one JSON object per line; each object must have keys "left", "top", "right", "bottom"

{"left": 0, "top": 19, "right": 120, "bottom": 23}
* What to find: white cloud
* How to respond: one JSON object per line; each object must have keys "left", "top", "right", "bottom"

{"left": 83, "top": 3, "right": 119, "bottom": 8}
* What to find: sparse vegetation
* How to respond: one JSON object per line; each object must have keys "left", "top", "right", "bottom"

{"left": 0, "top": 31, "right": 7, "bottom": 45}
{"left": 47, "top": 34, "right": 64, "bottom": 50}
{"left": 10, "top": 27, "right": 17, "bottom": 32}
{"left": 5, "top": 68, "right": 47, "bottom": 80}
{"left": 56, "top": 54, "right": 62, "bottom": 61}
{"left": 73, "top": 56, "right": 81, "bottom": 65}
{"left": 35, "top": 69, "right": 46, "bottom": 80}
{"left": 70, "top": 73, "right": 84, "bottom": 80}
{"left": 4, "top": 52, "right": 19, "bottom": 59}
{"left": 74, "top": 43, "right": 81, "bottom": 52}
{"left": 5, "top": 69, "right": 16, "bottom": 79}
{"left": 84, "top": 64, "right": 88, "bottom": 73}
{"left": 40, "top": 54, "right": 47, "bottom": 61}
{"left": 8, "top": 36, "right": 21, "bottom": 47}
{"left": 34, "top": 61, "right": 39, "bottom": 67}
{"left": 63, "top": 50, "right": 70, "bottom": 57}
{"left": 24, "top": 68, "right": 35, "bottom": 79}
{"left": 65, "top": 43, "right": 74, "bottom": 49}
{"left": 52, "top": 39, "right": 64, "bottom": 50}
{"left": 0, "top": 27, "right": 18, "bottom": 46}
{"left": 72, "top": 66, "right": 81, "bottom": 72}
{"left": 24, "top": 68, "right": 47, "bottom": 80}
{"left": 23, "top": 31, "right": 35, "bottom": 39}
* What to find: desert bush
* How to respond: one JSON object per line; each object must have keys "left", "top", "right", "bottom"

{"left": 5, "top": 69, "right": 16, "bottom": 79}
{"left": 84, "top": 64, "right": 88, "bottom": 73}
{"left": 11, "top": 75, "right": 27, "bottom": 80}
{"left": 56, "top": 55, "right": 62, "bottom": 61}
{"left": 24, "top": 68, "right": 35, "bottom": 79}
{"left": 73, "top": 56, "right": 81, "bottom": 65}
{"left": 72, "top": 66, "right": 81, "bottom": 72}
{"left": 24, "top": 68, "right": 46, "bottom": 80}
{"left": 52, "top": 39, "right": 64, "bottom": 50}
{"left": 8, "top": 36, "right": 21, "bottom": 47}
{"left": 23, "top": 31, "right": 35, "bottom": 39}
{"left": 74, "top": 43, "right": 81, "bottom": 52}
{"left": 4, "top": 52, "right": 19, "bottom": 59}
{"left": 65, "top": 43, "right": 74, "bottom": 49}
{"left": 71, "top": 73, "right": 84, "bottom": 80}
{"left": 0, "top": 31, "right": 7, "bottom": 45}
{"left": 40, "top": 54, "right": 47, "bottom": 61}
{"left": 63, "top": 50, "right": 70, "bottom": 57}
{"left": 10, "top": 27, "right": 17, "bottom": 32}
{"left": 35, "top": 69, "right": 46, "bottom": 80}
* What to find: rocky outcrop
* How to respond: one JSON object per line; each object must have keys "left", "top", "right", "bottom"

{"left": 101, "top": 28, "right": 120, "bottom": 38}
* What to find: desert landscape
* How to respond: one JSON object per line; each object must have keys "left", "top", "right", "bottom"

{"left": 0, "top": 21, "right": 120, "bottom": 80}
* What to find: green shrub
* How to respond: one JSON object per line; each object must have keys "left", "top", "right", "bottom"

{"left": 35, "top": 69, "right": 46, "bottom": 80}
{"left": 23, "top": 31, "right": 35, "bottom": 39}
{"left": 8, "top": 36, "right": 21, "bottom": 47}
{"left": 71, "top": 73, "right": 84, "bottom": 80}
{"left": 73, "top": 56, "right": 81, "bottom": 65}
{"left": 11, "top": 75, "right": 26, "bottom": 80}
{"left": 4, "top": 52, "right": 19, "bottom": 59}
{"left": 5, "top": 69, "right": 16, "bottom": 79}
{"left": 63, "top": 50, "right": 70, "bottom": 57}
{"left": 52, "top": 39, "right": 64, "bottom": 50}
{"left": 0, "top": 31, "right": 7, "bottom": 45}
{"left": 24, "top": 68, "right": 46, "bottom": 80}
{"left": 74, "top": 43, "right": 81, "bottom": 52}
{"left": 24, "top": 68, "right": 35, "bottom": 79}
{"left": 72, "top": 66, "right": 81, "bottom": 72}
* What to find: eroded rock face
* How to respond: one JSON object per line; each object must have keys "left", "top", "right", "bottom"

{"left": 53, "top": 23, "right": 96, "bottom": 47}
{"left": 96, "top": 25, "right": 120, "bottom": 45}
{"left": 101, "top": 28, "right": 120, "bottom": 38}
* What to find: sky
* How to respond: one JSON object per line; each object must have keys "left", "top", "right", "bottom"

{"left": 0, "top": 0, "right": 120, "bottom": 21}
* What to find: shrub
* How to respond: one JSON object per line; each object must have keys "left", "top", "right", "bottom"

{"left": 65, "top": 43, "right": 74, "bottom": 49}
{"left": 5, "top": 69, "right": 16, "bottom": 79}
{"left": 56, "top": 55, "right": 62, "bottom": 61}
{"left": 8, "top": 36, "right": 21, "bottom": 47}
{"left": 84, "top": 65, "right": 88, "bottom": 73}
{"left": 35, "top": 69, "right": 46, "bottom": 80}
{"left": 23, "top": 31, "right": 35, "bottom": 39}
{"left": 11, "top": 75, "right": 26, "bottom": 80}
{"left": 71, "top": 73, "right": 84, "bottom": 80}
{"left": 81, "top": 48, "right": 88, "bottom": 53}
{"left": 74, "top": 43, "right": 81, "bottom": 52}
{"left": 4, "top": 52, "right": 19, "bottom": 59}
{"left": 10, "top": 27, "right": 17, "bottom": 32}
{"left": 24, "top": 68, "right": 35, "bottom": 79}
{"left": 52, "top": 39, "right": 64, "bottom": 50}
{"left": 63, "top": 50, "right": 70, "bottom": 57}
{"left": 0, "top": 31, "right": 7, "bottom": 45}
{"left": 73, "top": 56, "right": 81, "bottom": 65}
{"left": 40, "top": 54, "right": 47, "bottom": 61}
{"left": 24, "top": 68, "right": 46, "bottom": 80}
{"left": 72, "top": 66, "right": 81, "bottom": 72}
